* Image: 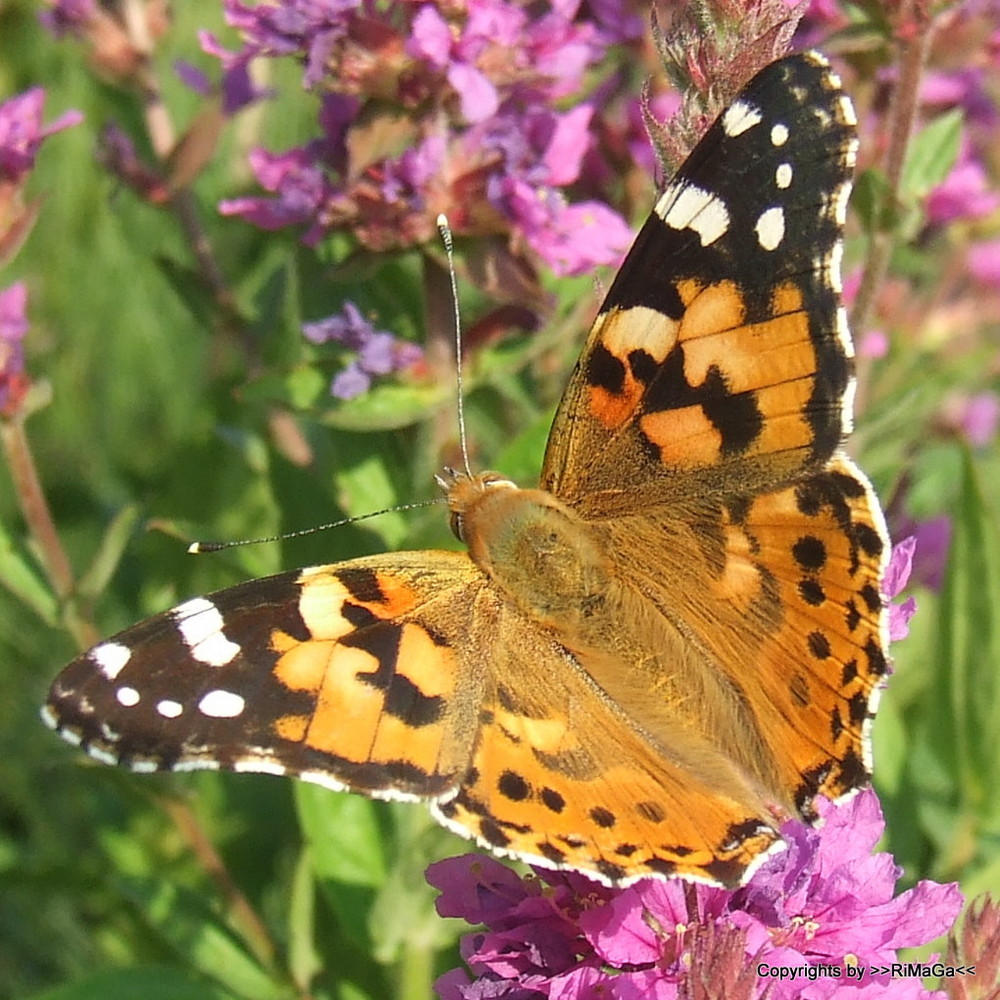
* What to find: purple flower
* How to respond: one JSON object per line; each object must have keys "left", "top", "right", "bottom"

{"left": 38, "top": 0, "right": 96, "bottom": 38}
{"left": 220, "top": 147, "right": 332, "bottom": 244}
{"left": 891, "top": 518, "right": 952, "bottom": 593}
{"left": 303, "top": 301, "right": 422, "bottom": 399}
{"left": 967, "top": 238, "right": 1000, "bottom": 284}
{"left": 959, "top": 391, "right": 1000, "bottom": 448}
{"left": 205, "top": 0, "right": 629, "bottom": 276}
{"left": 428, "top": 791, "right": 962, "bottom": 999}
{"left": 926, "top": 139, "right": 1000, "bottom": 225}
{"left": 920, "top": 67, "right": 999, "bottom": 128}
{"left": 0, "top": 282, "right": 29, "bottom": 416}
{"left": 885, "top": 538, "right": 918, "bottom": 642}
{"left": 0, "top": 88, "right": 82, "bottom": 187}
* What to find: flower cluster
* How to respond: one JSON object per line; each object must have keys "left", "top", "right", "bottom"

{"left": 208, "top": 0, "right": 636, "bottom": 277}
{"left": 303, "top": 301, "right": 423, "bottom": 399}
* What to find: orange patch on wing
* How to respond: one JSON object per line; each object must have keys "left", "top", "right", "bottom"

{"left": 678, "top": 280, "right": 746, "bottom": 345}
{"left": 370, "top": 713, "right": 443, "bottom": 773}
{"left": 393, "top": 623, "right": 458, "bottom": 699}
{"left": 683, "top": 307, "right": 813, "bottom": 396}
{"left": 588, "top": 308, "right": 680, "bottom": 430}
{"left": 640, "top": 406, "right": 723, "bottom": 465}
{"left": 712, "top": 523, "right": 761, "bottom": 609}
{"left": 305, "top": 645, "right": 389, "bottom": 760}
{"left": 274, "top": 714, "right": 310, "bottom": 741}
{"left": 274, "top": 641, "right": 333, "bottom": 693}
{"left": 749, "top": 382, "right": 815, "bottom": 456}
{"left": 366, "top": 573, "right": 426, "bottom": 618}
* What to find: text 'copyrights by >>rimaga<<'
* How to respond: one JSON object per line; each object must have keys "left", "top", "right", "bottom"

{"left": 756, "top": 962, "right": 977, "bottom": 983}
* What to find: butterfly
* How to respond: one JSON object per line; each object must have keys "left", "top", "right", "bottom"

{"left": 43, "top": 51, "right": 888, "bottom": 888}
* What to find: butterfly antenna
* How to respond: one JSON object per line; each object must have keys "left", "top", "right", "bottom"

{"left": 437, "top": 213, "right": 473, "bottom": 478}
{"left": 188, "top": 499, "right": 443, "bottom": 553}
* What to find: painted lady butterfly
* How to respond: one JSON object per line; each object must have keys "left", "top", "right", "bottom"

{"left": 43, "top": 52, "right": 888, "bottom": 887}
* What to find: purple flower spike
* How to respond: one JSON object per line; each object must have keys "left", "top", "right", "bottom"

{"left": 0, "top": 88, "right": 82, "bottom": 187}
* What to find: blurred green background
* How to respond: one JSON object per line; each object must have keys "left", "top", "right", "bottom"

{"left": 2, "top": 2, "right": 999, "bottom": 999}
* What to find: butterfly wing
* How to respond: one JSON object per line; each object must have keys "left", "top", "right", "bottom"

{"left": 46, "top": 546, "right": 781, "bottom": 885}
{"left": 44, "top": 552, "right": 486, "bottom": 799}
{"left": 432, "top": 596, "right": 784, "bottom": 886}
{"left": 599, "top": 455, "right": 887, "bottom": 823}
{"left": 538, "top": 53, "right": 889, "bottom": 823}
{"left": 542, "top": 53, "right": 857, "bottom": 506}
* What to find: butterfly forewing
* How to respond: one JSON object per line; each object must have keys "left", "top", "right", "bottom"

{"left": 542, "top": 53, "right": 858, "bottom": 506}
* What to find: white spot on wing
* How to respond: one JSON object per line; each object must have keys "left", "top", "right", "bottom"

{"left": 828, "top": 241, "right": 844, "bottom": 293}
{"left": 156, "top": 699, "right": 183, "bottom": 719}
{"left": 837, "top": 94, "right": 857, "bottom": 126}
{"left": 198, "top": 689, "right": 245, "bottom": 718}
{"left": 771, "top": 123, "right": 789, "bottom": 146}
{"left": 130, "top": 759, "right": 160, "bottom": 773}
{"left": 655, "top": 183, "right": 730, "bottom": 246}
{"left": 39, "top": 705, "right": 59, "bottom": 730}
{"left": 831, "top": 181, "right": 851, "bottom": 225}
{"left": 171, "top": 759, "right": 221, "bottom": 773}
{"left": 835, "top": 306, "right": 853, "bottom": 356}
{"left": 88, "top": 746, "right": 120, "bottom": 766}
{"left": 60, "top": 727, "right": 83, "bottom": 746}
{"left": 775, "top": 163, "right": 793, "bottom": 189}
{"left": 116, "top": 686, "right": 140, "bottom": 707}
{"left": 173, "top": 597, "right": 242, "bottom": 667}
{"left": 91, "top": 642, "right": 131, "bottom": 680}
{"left": 233, "top": 759, "right": 287, "bottom": 776}
{"left": 722, "top": 99, "right": 762, "bottom": 137}
{"left": 755, "top": 207, "right": 785, "bottom": 251}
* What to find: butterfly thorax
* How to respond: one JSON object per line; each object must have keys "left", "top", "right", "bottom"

{"left": 446, "top": 471, "right": 613, "bottom": 636}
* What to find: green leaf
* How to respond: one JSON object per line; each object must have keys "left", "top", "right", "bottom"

{"left": 296, "top": 784, "right": 387, "bottom": 953}
{"left": 851, "top": 167, "right": 891, "bottom": 234}
{"left": 926, "top": 450, "right": 1000, "bottom": 860}
{"left": 0, "top": 518, "right": 58, "bottom": 625}
{"left": 76, "top": 504, "right": 142, "bottom": 604}
{"left": 27, "top": 964, "right": 237, "bottom": 1000}
{"left": 296, "top": 785, "right": 386, "bottom": 887}
{"left": 115, "top": 876, "right": 287, "bottom": 1000}
{"left": 321, "top": 383, "right": 453, "bottom": 433}
{"left": 900, "top": 108, "right": 963, "bottom": 202}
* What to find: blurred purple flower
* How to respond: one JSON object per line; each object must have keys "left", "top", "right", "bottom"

{"left": 920, "top": 67, "right": 999, "bottom": 128}
{"left": 220, "top": 147, "right": 331, "bottom": 244}
{"left": 885, "top": 537, "right": 917, "bottom": 642}
{"left": 858, "top": 329, "right": 889, "bottom": 359}
{"left": 927, "top": 139, "right": 1000, "bottom": 225}
{"left": 967, "top": 238, "right": 1000, "bottom": 284}
{"left": 959, "top": 391, "right": 1000, "bottom": 448}
{"left": 908, "top": 517, "right": 952, "bottom": 592}
{"left": 429, "top": 790, "right": 961, "bottom": 999}
{"left": 0, "top": 88, "right": 82, "bottom": 186}
{"left": 303, "top": 301, "right": 423, "bottom": 399}
{"left": 38, "top": 0, "right": 96, "bottom": 37}
{"left": 0, "top": 282, "right": 29, "bottom": 416}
